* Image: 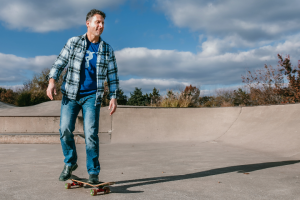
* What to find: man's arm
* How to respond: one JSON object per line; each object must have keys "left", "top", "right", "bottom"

{"left": 46, "top": 39, "right": 71, "bottom": 100}
{"left": 107, "top": 47, "right": 119, "bottom": 115}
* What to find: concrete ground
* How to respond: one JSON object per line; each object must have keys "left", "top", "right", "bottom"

{"left": 1, "top": 142, "right": 300, "bottom": 200}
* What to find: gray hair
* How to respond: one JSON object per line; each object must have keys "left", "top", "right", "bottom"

{"left": 86, "top": 9, "right": 106, "bottom": 21}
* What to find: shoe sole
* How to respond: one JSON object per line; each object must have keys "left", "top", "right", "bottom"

{"left": 59, "top": 174, "right": 71, "bottom": 181}
{"left": 88, "top": 181, "right": 99, "bottom": 184}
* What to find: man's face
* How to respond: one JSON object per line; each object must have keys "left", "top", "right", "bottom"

{"left": 86, "top": 14, "right": 104, "bottom": 37}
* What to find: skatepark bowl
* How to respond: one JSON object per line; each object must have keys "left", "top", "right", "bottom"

{"left": 1, "top": 101, "right": 300, "bottom": 199}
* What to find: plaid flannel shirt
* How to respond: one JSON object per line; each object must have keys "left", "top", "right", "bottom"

{"left": 47, "top": 33, "right": 119, "bottom": 105}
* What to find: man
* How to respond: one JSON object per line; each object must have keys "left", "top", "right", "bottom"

{"left": 46, "top": 9, "right": 119, "bottom": 184}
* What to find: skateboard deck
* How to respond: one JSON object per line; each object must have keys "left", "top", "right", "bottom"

{"left": 65, "top": 175, "right": 115, "bottom": 196}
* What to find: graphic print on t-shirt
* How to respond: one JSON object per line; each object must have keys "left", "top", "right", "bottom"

{"left": 77, "top": 39, "right": 99, "bottom": 98}
{"left": 85, "top": 50, "right": 95, "bottom": 68}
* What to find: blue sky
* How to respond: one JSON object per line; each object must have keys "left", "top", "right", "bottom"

{"left": 1, "top": 0, "right": 300, "bottom": 97}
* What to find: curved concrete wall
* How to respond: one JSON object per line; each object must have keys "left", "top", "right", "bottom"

{"left": 111, "top": 104, "right": 300, "bottom": 156}
{"left": 111, "top": 107, "right": 241, "bottom": 143}
{"left": 0, "top": 101, "right": 61, "bottom": 116}
{"left": 219, "top": 104, "right": 300, "bottom": 157}
{"left": 1, "top": 101, "right": 300, "bottom": 156}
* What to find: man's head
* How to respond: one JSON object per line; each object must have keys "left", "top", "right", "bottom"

{"left": 86, "top": 9, "right": 106, "bottom": 37}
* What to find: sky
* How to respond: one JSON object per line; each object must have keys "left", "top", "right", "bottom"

{"left": 1, "top": 0, "right": 300, "bottom": 97}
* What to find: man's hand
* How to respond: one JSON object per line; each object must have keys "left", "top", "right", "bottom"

{"left": 46, "top": 78, "right": 57, "bottom": 100}
{"left": 108, "top": 98, "right": 117, "bottom": 116}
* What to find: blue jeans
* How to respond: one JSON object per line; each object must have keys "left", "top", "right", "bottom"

{"left": 59, "top": 94, "right": 101, "bottom": 175}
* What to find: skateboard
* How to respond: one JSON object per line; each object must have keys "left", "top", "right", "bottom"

{"left": 65, "top": 175, "right": 115, "bottom": 196}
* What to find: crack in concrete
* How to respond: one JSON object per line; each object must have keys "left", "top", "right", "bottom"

{"left": 213, "top": 107, "right": 243, "bottom": 142}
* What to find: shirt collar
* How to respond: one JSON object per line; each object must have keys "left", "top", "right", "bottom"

{"left": 81, "top": 33, "right": 102, "bottom": 43}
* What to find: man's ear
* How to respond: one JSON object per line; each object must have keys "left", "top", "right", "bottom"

{"left": 86, "top": 20, "right": 89, "bottom": 28}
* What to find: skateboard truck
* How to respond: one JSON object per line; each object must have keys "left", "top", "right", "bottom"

{"left": 65, "top": 181, "right": 84, "bottom": 188}
{"left": 90, "top": 186, "right": 110, "bottom": 196}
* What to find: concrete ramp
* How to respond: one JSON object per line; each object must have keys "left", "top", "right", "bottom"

{"left": 0, "top": 101, "right": 16, "bottom": 109}
{"left": 219, "top": 104, "right": 300, "bottom": 157}
{"left": 0, "top": 100, "right": 61, "bottom": 116}
{"left": 112, "top": 104, "right": 300, "bottom": 156}
{"left": 111, "top": 107, "right": 241, "bottom": 143}
{"left": 1, "top": 101, "right": 300, "bottom": 157}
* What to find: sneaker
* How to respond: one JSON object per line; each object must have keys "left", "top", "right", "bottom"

{"left": 88, "top": 174, "right": 99, "bottom": 184}
{"left": 59, "top": 163, "right": 78, "bottom": 181}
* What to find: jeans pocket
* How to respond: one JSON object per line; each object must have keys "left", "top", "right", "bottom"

{"left": 62, "top": 95, "right": 70, "bottom": 105}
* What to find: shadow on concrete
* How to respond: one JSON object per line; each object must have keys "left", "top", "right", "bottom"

{"left": 112, "top": 160, "right": 300, "bottom": 193}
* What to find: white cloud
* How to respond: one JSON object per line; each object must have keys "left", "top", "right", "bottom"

{"left": 156, "top": 0, "right": 300, "bottom": 42}
{"left": 155, "top": 0, "right": 300, "bottom": 57}
{"left": 0, "top": 85, "right": 23, "bottom": 91}
{"left": 0, "top": 53, "right": 56, "bottom": 83}
{"left": 115, "top": 34, "right": 300, "bottom": 91}
{"left": 200, "top": 35, "right": 272, "bottom": 56}
{"left": 0, "top": 0, "right": 126, "bottom": 32}
{"left": 120, "top": 78, "right": 190, "bottom": 94}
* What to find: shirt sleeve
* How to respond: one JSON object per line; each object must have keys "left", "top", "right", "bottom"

{"left": 107, "top": 47, "right": 120, "bottom": 100}
{"left": 46, "top": 39, "right": 71, "bottom": 81}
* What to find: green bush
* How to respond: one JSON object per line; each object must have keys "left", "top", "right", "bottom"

{"left": 16, "top": 91, "right": 32, "bottom": 107}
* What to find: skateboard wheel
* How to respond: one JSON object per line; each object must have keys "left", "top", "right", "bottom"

{"left": 104, "top": 187, "right": 110, "bottom": 194}
{"left": 78, "top": 183, "right": 84, "bottom": 187}
{"left": 65, "top": 183, "right": 71, "bottom": 189}
{"left": 90, "top": 189, "right": 97, "bottom": 196}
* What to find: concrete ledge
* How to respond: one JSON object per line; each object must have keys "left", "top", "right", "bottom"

{"left": 0, "top": 106, "right": 112, "bottom": 133}
{"left": 0, "top": 132, "right": 111, "bottom": 144}
{"left": 0, "top": 135, "right": 81, "bottom": 144}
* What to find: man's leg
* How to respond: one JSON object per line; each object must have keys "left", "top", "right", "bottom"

{"left": 59, "top": 95, "right": 81, "bottom": 181}
{"left": 81, "top": 94, "right": 101, "bottom": 181}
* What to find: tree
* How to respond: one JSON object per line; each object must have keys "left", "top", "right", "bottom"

{"left": 101, "top": 82, "right": 128, "bottom": 106}
{"left": 241, "top": 54, "right": 300, "bottom": 105}
{"left": 101, "top": 81, "right": 110, "bottom": 107}
{"left": 275, "top": 54, "right": 300, "bottom": 103}
{"left": 0, "top": 88, "right": 16, "bottom": 105}
{"left": 233, "top": 88, "right": 251, "bottom": 106}
{"left": 127, "top": 87, "right": 146, "bottom": 106}
{"left": 144, "top": 93, "right": 151, "bottom": 105}
{"left": 117, "top": 88, "right": 128, "bottom": 105}
{"left": 15, "top": 68, "right": 66, "bottom": 106}
{"left": 160, "top": 90, "right": 180, "bottom": 107}
{"left": 160, "top": 86, "right": 201, "bottom": 108}
{"left": 180, "top": 85, "right": 200, "bottom": 107}
{"left": 241, "top": 57, "right": 284, "bottom": 105}
{"left": 149, "top": 87, "right": 160, "bottom": 106}
{"left": 199, "top": 96, "right": 213, "bottom": 106}
{"left": 16, "top": 91, "right": 31, "bottom": 107}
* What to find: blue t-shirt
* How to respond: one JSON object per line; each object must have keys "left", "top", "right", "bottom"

{"left": 78, "top": 39, "right": 99, "bottom": 97}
